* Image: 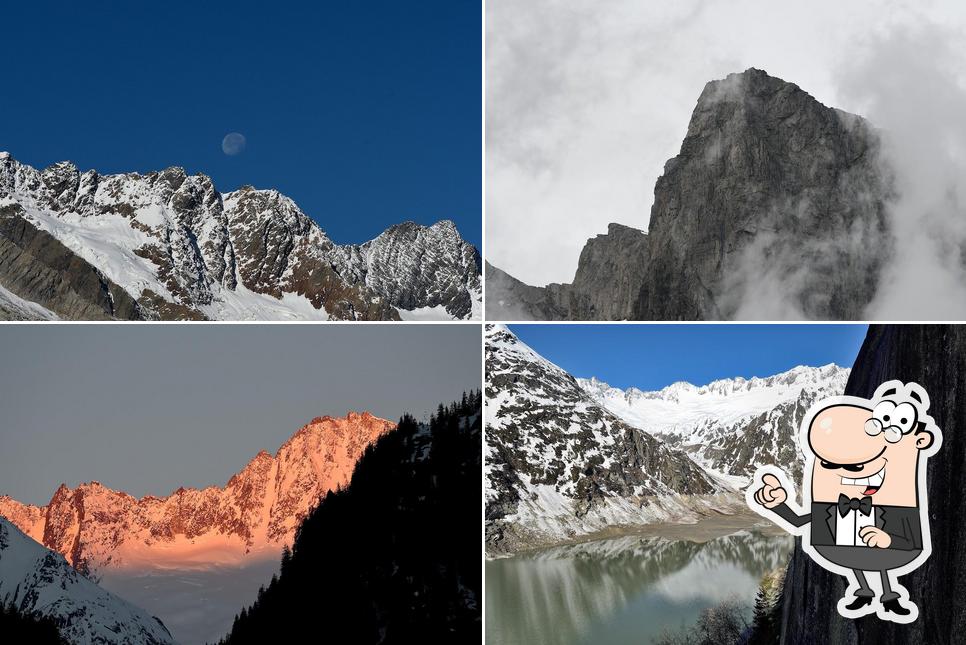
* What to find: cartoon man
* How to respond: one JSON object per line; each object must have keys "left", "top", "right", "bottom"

{"left": 748, "top": 380, "right": 941, "bottom": 623}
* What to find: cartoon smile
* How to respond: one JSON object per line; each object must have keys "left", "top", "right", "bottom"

{"left": 840, "top": 462, "right": 886, "bottom": 495}
{"left": 750, "top": 380, "right": 941, "bottom": 624}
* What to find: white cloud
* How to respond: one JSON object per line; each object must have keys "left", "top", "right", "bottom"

{"left": 486, "top": 0, "right": 966, "bottom": 288}
{"left": 836, "top": 25, "right": 966, "bottom": 318}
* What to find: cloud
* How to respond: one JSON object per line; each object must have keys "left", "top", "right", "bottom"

{"left": 835, "top": 25, "right": 966, "bottom": 318}
{"left": 486, "top": 0, "right": 966, "bottom": 287}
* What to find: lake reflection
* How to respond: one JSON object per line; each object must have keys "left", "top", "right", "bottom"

{"left": 485, "top": 530, "right": 792, "bottom": 645}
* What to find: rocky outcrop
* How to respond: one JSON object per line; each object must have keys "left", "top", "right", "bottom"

{"left": 0, "top": 152, "right": 480, "bottom": 320}
{"left": 334, "top": 220, "right": 482, "bottom": 319}
{"left": 484, "top": 261, "right": 567, "bottom": 320}
{"left": 0, "top": 412, "right": 394, "bottom": 575}
{"left": 0, "top": 203, "right": 143, "bottom": 320}
{"left": 778, "top": 325, "right": 966, "bottom": 643}
{"left": 487, "top": 68, "right": 892, "bottom": 321}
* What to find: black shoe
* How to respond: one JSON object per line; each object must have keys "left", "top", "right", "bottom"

{"left": 845, "top": 596, "right": 874, "bottom": 611}
{"left": 882, "top": 598, "right": 912, "bottom": 616}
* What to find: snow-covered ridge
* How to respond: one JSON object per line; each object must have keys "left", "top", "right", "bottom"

{"left": 485, "top": 325, "right": 851, "bottom": 553}
{"left": 0, "top": 412, "right": 395, "bottom": 575}
{"left": 0, "top": 151, "right": 481, "bottom": 320}
{"left": 577, "top": 364, "right": 849, "bottom": 433}
{"left": 0, "top": 517, "right": 174, "bottom": 644}
{"left": 485, "top": 325, "right": 727, "bottom": 553}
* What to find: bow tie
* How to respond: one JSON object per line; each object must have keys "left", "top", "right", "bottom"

{"left": 837, "top": 494, "right": 873, "bottom": 517}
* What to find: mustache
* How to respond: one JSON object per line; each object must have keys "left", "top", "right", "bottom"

{"left": 817, "top": 446, "right": 887, "bottom": 471}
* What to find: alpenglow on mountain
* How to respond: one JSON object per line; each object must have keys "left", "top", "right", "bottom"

{"left": 486, "top": 68, "right": 890, "bottom": 321}
{"left": 0, "top": 412, "right": 394, "bottom": 575}
{"left": 0, "top": 152, "right": 481, "bottom": 320}
{"left": 484, "top": 325, "right": 848, "bottom": 554}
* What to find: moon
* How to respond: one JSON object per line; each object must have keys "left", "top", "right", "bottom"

{"left": 222, "top": 132, "right": 246, "bottom": 156}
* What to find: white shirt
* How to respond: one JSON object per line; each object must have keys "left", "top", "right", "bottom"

{"left": 835, "top": 502, "right": 875, "bottom": 546}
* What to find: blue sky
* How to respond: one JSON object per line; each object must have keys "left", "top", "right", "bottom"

{"left": 0, "top": 1, "right": 479, "bottom": 247}
{"left": 510, "top": 324, "right": 869, "bottom": 390}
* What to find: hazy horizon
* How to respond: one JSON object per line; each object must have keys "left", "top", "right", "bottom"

{"left": 0, "top": 325, "right": 481, "bottom": 505}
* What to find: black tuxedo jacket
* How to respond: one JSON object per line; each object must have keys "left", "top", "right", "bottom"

{"left": 772, "top": 501, "right": 923, "bottom": 550}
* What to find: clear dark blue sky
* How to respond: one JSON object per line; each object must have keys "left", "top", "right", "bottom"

{"left": 510, "top": 324, "right": 869, "bottom": 390}
{"left": 0, "top": 1, "right": 479, "bottom": 247}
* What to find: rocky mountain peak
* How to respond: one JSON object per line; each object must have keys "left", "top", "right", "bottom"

{"left": 0, "top": 153, "right": 480, "bottom": 320}
{"left": 696, "top": 67, "right": 803, "bottom": 104}
{"left": 487, "top": 68, "right": 890, "bottom": 321}
{"left": 0, "top": 412, "right": 397, "bottom": 574}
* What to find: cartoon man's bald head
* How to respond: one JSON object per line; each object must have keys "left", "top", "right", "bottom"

{"left": 806, "top": 384, "right": 936, "bottom": 507}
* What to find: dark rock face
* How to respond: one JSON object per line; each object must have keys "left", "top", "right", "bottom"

{"left": 568, "top": 223, "right": 650, "bottom": 320}
{"left": 779, "top": 325, "right": 966, "bottom": 644}
{"left": 0, "top": 152, "right": 480, "bottom": 320}
{"left": 488, "top": 68, "right": 891, "bottom": 321}
{"left": 224, "top": 187, "right": 399, "bottom": 321}
{"left": 0, "top": 203, "right": 142, "bottom": 320}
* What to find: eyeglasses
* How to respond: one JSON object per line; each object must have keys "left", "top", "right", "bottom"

{"left": 864, "top": 418, "right": 904, "bottom": 443}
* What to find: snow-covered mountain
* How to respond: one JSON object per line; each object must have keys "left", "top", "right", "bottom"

{"left": 0, "top": 516, "right": 174, "bottom": 645}
{"left": 0, "top": 412, "right": 394, "bottom": 576}
{"left": 485, "top": 325, "right": 849, "bottom": 554}
{"left": 0, "top": 152, "right": 481, "bottom": 320}
{"left": 485, "top": 325, "right": 730, "bottom": 554}
{"left": 578, "top": 364, "right": 849, "bottom": 487}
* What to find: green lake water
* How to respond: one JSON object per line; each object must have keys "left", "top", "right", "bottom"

{"left": 486, "top": 530, "right": 793, "bottom": 645}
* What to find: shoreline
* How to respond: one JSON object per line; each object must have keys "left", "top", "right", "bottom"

{"left": 486, "top": 508, "right": 787, "bottom": 559}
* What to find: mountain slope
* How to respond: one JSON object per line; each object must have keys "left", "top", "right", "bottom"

{"left": 220, "top": 394, "right": 482, "bottom": 644}
{"left": 0, "top": 517, "right": 173, "bottom": 645}
{"left": 0, "top": 152, "right": 481, "bottom": 320}
{"left": 579, "top": 364, "right": 848, "bottom": 486}
{"left": 0, "top": 412, "right": 394, "bottom": 576}
{"left": 486, "top": 68, "right": 890, "bottom": 321}
{"left": 485, "top": 325, "right": 726, "bottom": 554}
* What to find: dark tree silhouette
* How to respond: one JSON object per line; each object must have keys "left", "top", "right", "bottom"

{"left": 219, "top": 391, "right": 482, "bottom": 644}
{"left": 0, "top": 602, "right": 66, "bottom": 644}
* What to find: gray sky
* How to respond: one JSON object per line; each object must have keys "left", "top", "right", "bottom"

{"left": 486, "top": 0, "right": 966, "bottom": 288}
{"left": 0, "top": 324, "right": 480, "bottom": 505}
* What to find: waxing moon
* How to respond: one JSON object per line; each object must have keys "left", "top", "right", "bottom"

{"left": 222, "top": 132, "right": 246, "bottom": 156}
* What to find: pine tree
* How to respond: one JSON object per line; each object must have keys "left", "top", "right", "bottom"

{"left": 748, "top": 568, "right": 783, "bottom": 645}
{"left": 219, "top": 395, "right": 482, "bottom": 644}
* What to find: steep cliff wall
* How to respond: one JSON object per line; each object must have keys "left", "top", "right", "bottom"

{"left": 780, "top": 325, "right": 966, "bottom": 644}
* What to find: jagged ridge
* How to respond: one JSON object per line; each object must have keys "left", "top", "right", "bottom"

{"left": 0, "top": 412, "right": 394, "bottom": 575}
{"left": 579, "top": 364, "right": 849, "bottom": 487}
{"left": 0, "top": 152, "right": 481, "bottom": 320}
